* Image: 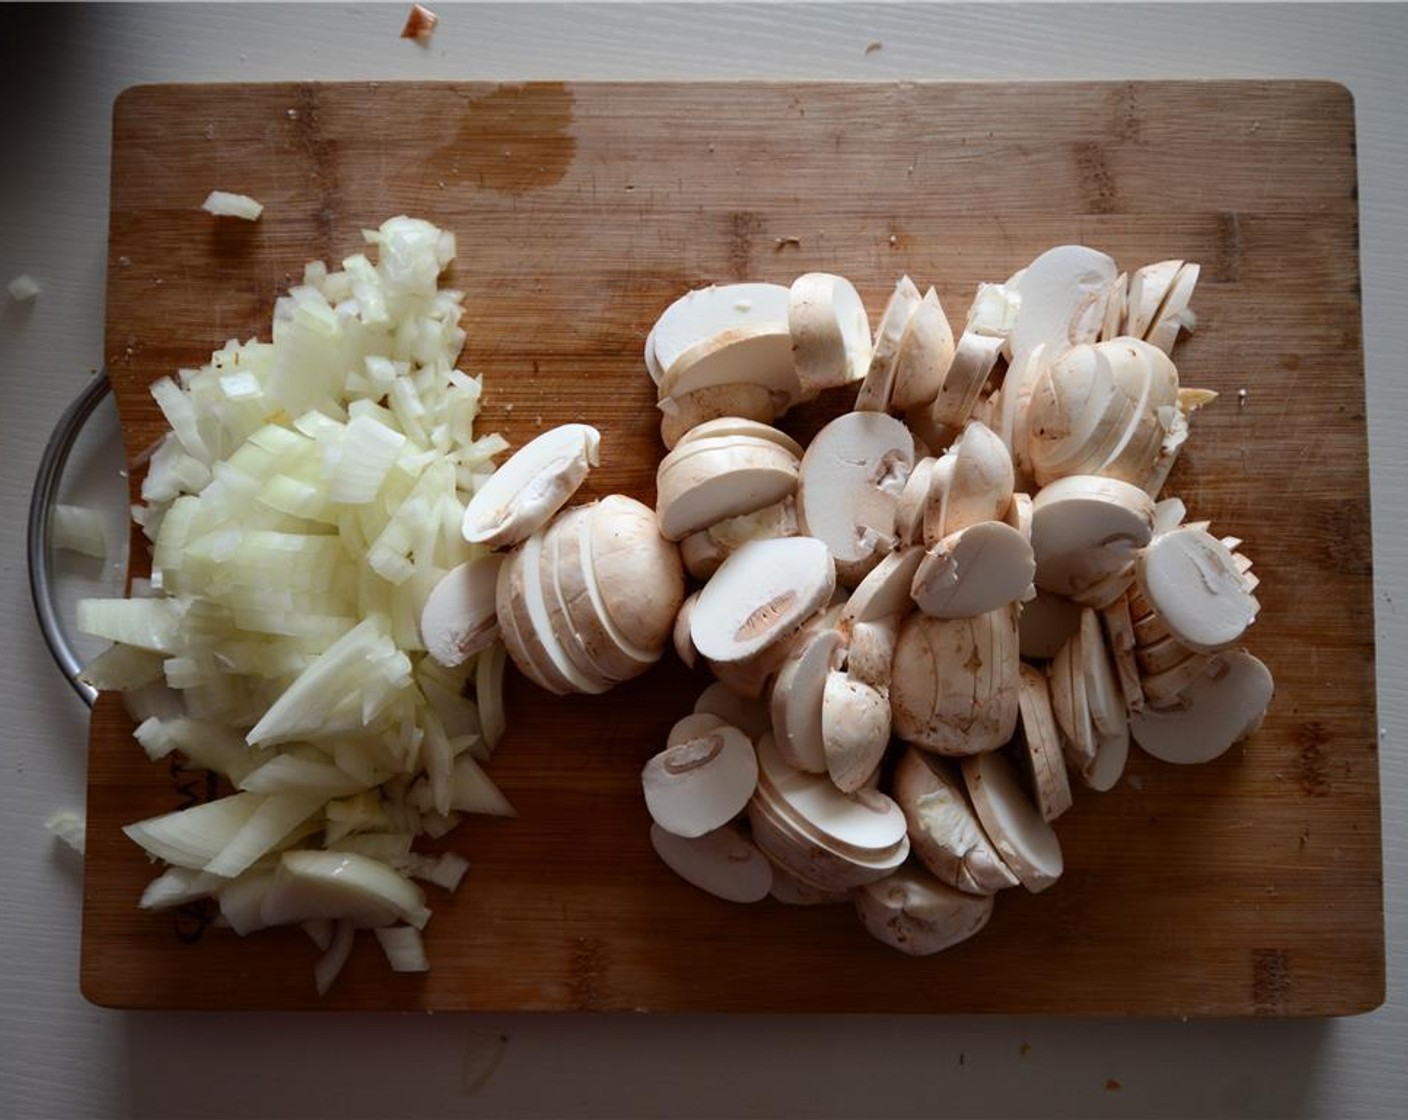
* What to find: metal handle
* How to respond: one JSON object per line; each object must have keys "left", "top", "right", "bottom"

{"left": 27, "top": 372, "right": 114, "bottom": 708}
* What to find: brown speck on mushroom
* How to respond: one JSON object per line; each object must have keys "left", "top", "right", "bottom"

{"left": 401, "top": 3, "right": 438, "bottom": 44}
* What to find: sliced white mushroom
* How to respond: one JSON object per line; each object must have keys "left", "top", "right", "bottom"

{"left": 1005, "top": 491, "right": 1033, "bottom": 541}
{"left": 747, "top": 790, "right": 905, "bottom": 893}
{"left": 1083, "top": 722, "right": 1129, "bottom": 793}
{"left": 755, "top": 734, "right": 909, "bottom": 861}
{"left": 647, "top": 282, "right": 790, "bottom": 385}
{"left": 1016, "top": 664, "right": 1072, "bottom": 821}
{"left": 961, "top": 750, "right": 1064, "bottom": 893}
{"left": 1144, "top": 262, "right": 1200, "bottom": 354}
{"left": 1100, "top": 272, "right": 1128, "bottom": 341}
{"left": 929, "top": 331, "right": 1004, "bottom": 435}
{"left": 894, "top": 457, "right": 935, "bottom": 545}
{"left": 767, "top": 864, "right": 851, "bottom": 906}
{"left": 679, "top": 497, "right": 798, "bottom": 581}
{"left": 845, "top": 616, "right": 899, "bottom": 691}
{"left": 549, "top": 501, "right": 673, "bottom": 683}
{"left": 666, "top": 711, "right": 727, "bottom": 749}
{"left": 1098, "top": 593, "right": 1145, "bottom": 713}
{"left": 821, "top": 672, "right": 891, "bottom": 793}
{"left": 420, "top": 554, "right": 504, "bottom": 668}
{"left": 673, "top": 591, "right": 701, "bottom": 669}
{"left": 769, "top": 627, "right": 844, "bottom": 773}
{"left": 693, "top": 680, "right": 771, "bottom": 743}
{"left": 1141, "top": 649, "right": 1214, "bottom": 708}
{"left": 511, "top": 530, "right": 612, "bottom": 694}
{"left": 706, "top": 622, "right": 803, "bottom": 700}
{"left": 588, "top": 495, "right": 684, "bottom": 658}
{"left": 658, "top": 382, "right": 791, "bottom": 449}
{"left": 797, "top": 412, "right": 914, "bottom": 584}
{"left": 1136, "top": 527, "right": 1260, "bottom": 653}
{"left": 853, "top": 866, "right": 995, "bottom": 956}
{"left": 494, "top": 547, "right": 577, "bottom": 695}
{"left": 1001, "top": 246, "right": 1118, "bottom": 469}
{"left": 1017, "top": 588, "right": 1082, "bottom": 660}
{"left": 691, "top": 536, "right": 836, "bottom": 664}
{"left": 1125, "top": 259, "right": 1184, "bottom": 340}
{"left": 891, "top": 607, "right": 1019, "bottom": 755}
{"left": 642, "top": 724, "right": 758, "bottom": 838}
{"left": 911, "top": 521, "right": 1035, "bottom": 619}
{"left": 1078, "top": 608, "right": 1125, "bottom": 736}
{"left": 1030, "top": 474, "right": 1154, "bottom": 603}
{"left": 892, "top": 747, "right": 1019, "bottom": 895}
{"left": 839, "top": 545, "right": 925, "bottom": 626}
{"left": 655, "top": 434, "right": 800, "bottom": 542}
{"left": 1027, "top": 338, "right": 1179, "bottom": 489}
{"left": 1049, "top": 629, "right": 1096, "bottom": 771}
{"left": 658, "top": 323, "right": 802, "bottom": 405}
{"left": 461, "top": 424, "right": 600, "bottom": 547}
{"left": 932, "top": 420, "right": 1015, "bottom": 537}
{"left": 890, "top": 287, "right": 955, "bottom": 412}
{"left": 1137, "top": 632, "right": 1198, "bottom": 676}
{"left": 649, "top": 822, "right": 773, "bottom": 903}
{"left": 679, "top": 531, "right": 727, "bottom": 581}
{"left": 789, "top": 272, "right": 873, "bottom": 394}
{"left": 1131, "top": 650, "right": 1273, "bottom": 764}
{"left": 676, "top": 418, "right": 804, "bottom": 459}
{"left": 855, "top": 276, "right": 922, "bottom": 412}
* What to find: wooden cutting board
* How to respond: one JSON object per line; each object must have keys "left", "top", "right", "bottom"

{"left": 85, "top": 81, "right": 1382, "bottom": 1014}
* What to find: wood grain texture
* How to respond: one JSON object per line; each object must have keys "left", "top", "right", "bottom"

{"left": 87, "top": 80, "right": 1382, "bottom": 1014}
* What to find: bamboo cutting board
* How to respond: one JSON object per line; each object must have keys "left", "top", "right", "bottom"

{"left": 86, "top": 81, "right": 1382, "bottom": 1014}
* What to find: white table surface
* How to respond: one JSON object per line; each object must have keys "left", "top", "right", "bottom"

{"left": 1, "top": 4, "right": 1403, "bottom": 1117}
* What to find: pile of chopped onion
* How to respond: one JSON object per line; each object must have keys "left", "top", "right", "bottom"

{"left": 78, "top": 216, "right": 511, "bottom": 994}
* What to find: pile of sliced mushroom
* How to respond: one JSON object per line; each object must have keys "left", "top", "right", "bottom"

{"left": 426, "top": 250, "right": 1271, "bottom": 956}
{"left": 613, "top": 251, "right": 1272, "bottom": 956}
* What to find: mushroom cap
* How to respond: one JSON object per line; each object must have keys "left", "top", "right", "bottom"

{"left": 797, "top": 411, "right": 915, "bottom": 582}
{"left": 1130, "top": 650, "right": 1273, "bottom": 765}
{"left": 961, "top": 749, "right": 1064, "bottom": 893}
{"left": 666, "top": 711, "right": 728, "bottom": 749}
{"left": 789, "top": 272, "right": 874, "bottom": 393}
{"left": 822, "top": 671, "right": 892, "bottom": 793}
{"left": 845, "top": 616, "right": 899, "bottom": 692}
{"left": 420, "top": 554, "right": 504, "bottom": 668}
{"left": 461, "top": 424, "right": 600, "bottom": 548}
{"left": 891, "top": 607, "right": 1020, "bottom": 755}
{"left": 1126, "top": 260, "right": 1184, "bottom": 340}
{"left": 853, "top": 865, "right": 996, "bottom": 956}
{"left": 841, "top": 544, "right": 925, "bottom": 626}
{"left": 649, "top": 822, "right": 773, "bottom": 903}
{"left": 691, "top": 536, "right": 837, "bottom": 664}
{"left": 587, "top": 495, "right": 685, "bottom": 656}
{"left": 893, "top": 747, "right": 1020, "bottom": 895}
{"left": 495, "top": 545, "right": 575, "bottom": 696}
{"left": 941, "top": 420, "right": 1015, "bottom": 536}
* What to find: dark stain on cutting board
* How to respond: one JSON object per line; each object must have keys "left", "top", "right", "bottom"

{"left": 436, "top": 83, "right": 576, "bottom": 195}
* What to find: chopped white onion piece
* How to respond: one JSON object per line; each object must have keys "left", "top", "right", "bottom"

{"left": 45, "top": 811, "right": 86, "bottom": 854}
{"left": 8, "top": 273, "right": 41, "bottom": 301}
{"left": 374, "top": 925, "right": 429, "bottom": 973}
{"left": 52, "top": 504, "right": 108, "bottom": 558}
{"left": 314, "top": 920, "right": 355, "bottom": 996}
{"left": 202, "top": 190, "right": 264, "bottom": 221}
